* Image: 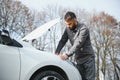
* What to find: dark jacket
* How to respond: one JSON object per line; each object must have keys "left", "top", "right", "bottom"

{"left": 55, "top": 23, "right": 95, "bottom": 64}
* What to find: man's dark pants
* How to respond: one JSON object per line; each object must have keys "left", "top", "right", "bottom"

{"left": 76, "top": 56, "right": 95, "bottom": 80}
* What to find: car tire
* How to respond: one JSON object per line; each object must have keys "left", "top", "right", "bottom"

{"left": 33, "top": 70, "right": 66, "bottom": 80}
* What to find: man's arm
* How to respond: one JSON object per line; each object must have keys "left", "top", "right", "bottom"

{"left": 55, "top": 29, "right": 68, "bottom": 54}
{"left": 67, "top": 26, "right": 89, "bottom": 57}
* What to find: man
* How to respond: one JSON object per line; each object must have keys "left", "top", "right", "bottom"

{"left": 55, "top": 11, "right": 95, "bottom": 80}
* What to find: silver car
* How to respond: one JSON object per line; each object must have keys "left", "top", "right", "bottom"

{"left": 0, "top": 19, "right": 81, "bottom": 80}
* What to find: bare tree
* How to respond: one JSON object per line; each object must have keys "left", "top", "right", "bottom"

{"left": 90, "top": 12, "right": 119, "bottom": 80}
{"left": 0, "top": 0, "right": 36, "bottom": 39}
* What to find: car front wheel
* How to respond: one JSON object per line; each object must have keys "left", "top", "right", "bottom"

{"left": 32, "top": 70, "right": 66, "bottom": 80}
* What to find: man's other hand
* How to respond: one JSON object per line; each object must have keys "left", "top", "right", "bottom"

{"left": 59, "top": 54, "right": 68, "bottom": 60}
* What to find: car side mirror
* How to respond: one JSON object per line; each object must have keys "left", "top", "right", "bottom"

{"left": 0, "top": 30, "right": 13, "bottom": 45}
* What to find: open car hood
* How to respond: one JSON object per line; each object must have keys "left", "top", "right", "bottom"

{"left": 21, "top": 18, "right": 60, "bottom": 41}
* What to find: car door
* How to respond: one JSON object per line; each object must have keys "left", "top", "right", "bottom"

{"left": 0, "top": 44, "right": 20, "bottom": 80}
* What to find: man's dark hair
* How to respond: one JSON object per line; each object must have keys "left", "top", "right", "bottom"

{"left": 64, "top": 11, "right": 76, "bottom": 21}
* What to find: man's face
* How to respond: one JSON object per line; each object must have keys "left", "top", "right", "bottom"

{"left": 65, "top": 19, "right": 77, "bottom": 30}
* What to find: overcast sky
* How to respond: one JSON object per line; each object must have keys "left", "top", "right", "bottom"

{"left": 19, "top": 0, "right": 120, "bottom": 21}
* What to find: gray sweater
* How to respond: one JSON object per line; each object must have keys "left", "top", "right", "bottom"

{"left": 55, "top": 23, "right": 95, "bottom": 64}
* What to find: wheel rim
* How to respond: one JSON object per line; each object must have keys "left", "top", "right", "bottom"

{"left": 41, "top": 75, "right": 60, "bottom": 80}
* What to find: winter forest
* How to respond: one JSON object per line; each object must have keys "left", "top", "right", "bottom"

{"left": 0, "top": 0, "right": 120, "bottom": 80}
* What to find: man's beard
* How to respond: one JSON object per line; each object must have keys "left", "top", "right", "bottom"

{"left": 70, "top": 24, "right": 77, "bottom": 30}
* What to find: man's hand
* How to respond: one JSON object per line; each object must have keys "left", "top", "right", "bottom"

{"left": 55, "top": 53, "right": 68, "bottom": 60}
{"left": 59, "top": 54, "right": 68, "bottom": 60}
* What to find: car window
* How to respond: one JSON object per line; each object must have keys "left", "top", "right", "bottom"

{"left": 0, "top": 36, "right": 23, "bottom": 48}
{"left": 0, "top": 30, "right": 23, "bottom": 48}
{"left": 11, "top": 39, "right": 23, "bottom": 48}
